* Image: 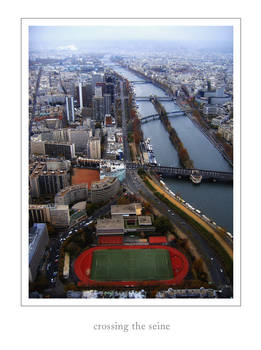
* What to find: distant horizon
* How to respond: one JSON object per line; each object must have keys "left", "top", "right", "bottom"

{"left": 29, "top": 25, "right": 233, "bottom": 53}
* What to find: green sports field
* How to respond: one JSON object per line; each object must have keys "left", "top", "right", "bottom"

{"left": 90, "top": 249, "right": 174, "bottom": 281}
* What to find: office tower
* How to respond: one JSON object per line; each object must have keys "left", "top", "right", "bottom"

{"left": 89, "top": 137, "right": 101, "bottom": 159}
{"left": 78, "top": 81, "right": 83, "bottom": 110}
{"left": 104, "top": 93, "right": 112, "bottom": 115}
{"left": 65, "top": 96, "right": 75, "bottom": 123}
{"left": 75, "top": 82, "right": 92, "bottom": 108}
{"left": 92, "top": 96, "right": 105, "bottom": 122}
{"left": 92, "top": 72, "right": 104, "bottom": 93}
{"left": 85, "top": 83, "right": 93, "bottom": 108}
{"left": 105, "top": 82, "right": 115, "bottom": 103}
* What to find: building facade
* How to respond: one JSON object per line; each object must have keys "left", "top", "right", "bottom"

{"left": 44, "top": 141, "right": 75, "bottom": 160}
{"left": 29, "top": 204, "right": 70, "bottom": 227}
{"left": 65, "top": 95, "right": 75, "bottom": 123}
{"left": 91, "top": 177, "right": 120, "bottom": 203}
{"left": 29, "top": 223, "right": 49, "bottom": 282}
{"left": 55, "top": 184, "right": 89, "bottom": 206}
{"left": 92, "top": 96, "right": 104, "bottom": 122}
{"left": 89, "top": 137, "right": 101, "bottom": 159}
{"left": 29, "top": 162, "right": 70, "bottom": 198}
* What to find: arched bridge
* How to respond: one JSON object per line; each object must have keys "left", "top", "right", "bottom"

{"left": 126, "top": 163, "right": 233, "bottom": 182}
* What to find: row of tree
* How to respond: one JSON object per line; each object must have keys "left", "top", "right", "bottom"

{"left": 152, "top": 98, "right": 194, "bottom": 169}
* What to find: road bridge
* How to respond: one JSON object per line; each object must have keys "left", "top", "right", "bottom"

{"left": 129, "top": 80, "right": 151, "bottom": 84}
{"left": 136, "top": 96, "right": 175, "bottom": 102}
{"left": 140, "top": 110, "right": 185, "bottom": 123}
{"left": 126, "top": 163, "right": 233, "bottom": 182}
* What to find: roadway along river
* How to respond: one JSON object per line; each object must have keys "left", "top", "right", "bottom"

{"left": 109, "top": 63, "right": 233, "bottom": 234}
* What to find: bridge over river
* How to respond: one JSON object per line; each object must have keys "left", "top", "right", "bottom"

{"left": 126, "top": 163, "right": 233, "bottom": 182}
{"left": 136, "top": 96, "right": 175, "bottom": 102}
{"left": 140, "top": 110, "right": 185, "bottom": 123}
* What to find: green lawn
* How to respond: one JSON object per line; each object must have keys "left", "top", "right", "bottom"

{"left": 90, "top": 249, "right": 173, "bottom": 281}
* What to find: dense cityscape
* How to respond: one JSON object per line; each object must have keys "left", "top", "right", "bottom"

{"left": 28, "top": 26, "right": 233, "bottom": 299}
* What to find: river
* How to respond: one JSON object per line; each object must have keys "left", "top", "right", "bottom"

{"left": 106, "top": 62, "right": 233, "bottom": 234}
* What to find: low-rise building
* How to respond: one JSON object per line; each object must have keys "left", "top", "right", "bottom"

{"left": 111, "top": 203, "right": 142, "bottom": 217}
{"left": 218, "top": 123, "right": 233, "bottom": 143}
{"left": 96, "top": 217, "right": 125, "bottom": 236}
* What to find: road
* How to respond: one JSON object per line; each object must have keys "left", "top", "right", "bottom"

{"left": 119, "top": 80, "right": 132, "bottom": 163}
{"left": 124, "top": 168, "right": 231, "bottom": 288}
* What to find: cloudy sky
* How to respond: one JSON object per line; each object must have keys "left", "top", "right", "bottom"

{"left": 29, "top": 25, "right": 233, "bottom": 51}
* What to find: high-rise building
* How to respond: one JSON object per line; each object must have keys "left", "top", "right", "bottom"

{"left": 104, "top": 93, "right": 112, "bottom": 115}
{"left": 92, "top": 96, "right": 104, "bottom": 122}
{"left": 105, "top": 82, "right": 115, "bottom": 103}
{"left": 85, "top": 83, "right": 93, "bottom": 108}
{"left": 78, "top": 82, "right": 83, "bottom": 110}
{"left": 89, "top": 137, "right": 101, "bottom": 159}
{"left": 76, "top": 82, "right": 93, "bottom": 108}
{"left": 65, "top": 96, "right": 75, "bottom": 123}
{"left": 92, "top": 72, "right": 104, "bottom": 92}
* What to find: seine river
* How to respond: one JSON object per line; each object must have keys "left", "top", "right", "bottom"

{"left": 108, "top": 63, "right": 233, "bottom": 233}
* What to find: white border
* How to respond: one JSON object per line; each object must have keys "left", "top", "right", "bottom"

{"left": 22, "top": 18, "right": 240, "bottom": 306}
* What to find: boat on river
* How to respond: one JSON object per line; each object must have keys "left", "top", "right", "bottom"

{"left": 190, "top": 170, "right": 202, "bottom": 184}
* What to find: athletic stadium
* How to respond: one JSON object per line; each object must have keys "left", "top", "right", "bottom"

{"left": 74, "top": 244, "right": 189, "bottom": 287}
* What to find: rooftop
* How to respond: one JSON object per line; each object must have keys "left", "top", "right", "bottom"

{"left": 111, "top": 203, "right": 142, "bottom": 216}
{"left": 96, "top": 217, "right": 124, "bottom": 231}
{"left": 137, "top": 216, "right": 152, "bottom": 226}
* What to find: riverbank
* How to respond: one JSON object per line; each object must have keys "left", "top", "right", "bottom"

{"left": 143, "top": 175, "right": 233, "bottom": 279}
{"left": 151, "top": 97, "right": 194, "bottom": 169}
{"left": 110, "top": 62, "right": 233, "bottom": 233}
{"left": 120, "top": 62, "right": 233, "bottom": 168}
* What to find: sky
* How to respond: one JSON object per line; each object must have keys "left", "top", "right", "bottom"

{"left": 29, "top": 26, "right": 233, "bottom": 52}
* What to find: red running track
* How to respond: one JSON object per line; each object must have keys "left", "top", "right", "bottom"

{"left": 74, "top": 245, "right": 189, "bottom": 287}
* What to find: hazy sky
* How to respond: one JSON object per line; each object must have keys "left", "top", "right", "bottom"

{"left": 29, "top": 26, "right": 233, "bottom": 51}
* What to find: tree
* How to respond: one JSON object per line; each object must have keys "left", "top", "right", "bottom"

{"left": 154, "top": 216, "right": 172, "bottom": 233}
